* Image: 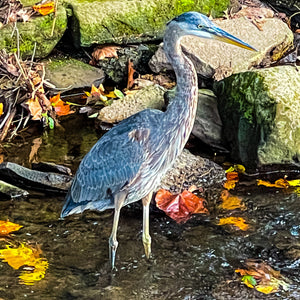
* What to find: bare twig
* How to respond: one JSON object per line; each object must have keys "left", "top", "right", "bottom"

{"left": 50, "top": 0, "right": 59, "bottom": 37}
{"left": 0, "top": 107, "right": 16, "bottom": 142}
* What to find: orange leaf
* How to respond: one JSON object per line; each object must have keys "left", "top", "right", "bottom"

{"left": 0, "top": 103, "right": 3, "bottom": 116}
{"left": 155, "top": 189, "right": 208, "bottom": 223}
{"left": 50, "top": 93, "right": 75, "bottom": 116}
{"left": 220, "top": 190, "right": 245, "bottom": 210}
{"left": 0, "top": 220, "right": 23, "bottom": 236}
{"left": 32, "top": 1, "right": 55, "bottom": 15}
{"left": 92, "top": 46, "right": 120, "bottom": 61}
{"left": 218, "top": 217, "right": 249, "bottom": 231}
{"left": 224, "top": 171, "right": 239, "bottom": 190}
{"left": 127, "top": 60, "right": 136, "bottom": 89}
{"left": 26, "top": 97, "right": 42, "bottom": 120}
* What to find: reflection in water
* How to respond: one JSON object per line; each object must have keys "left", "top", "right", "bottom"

{"left": 0, "top": 117, "right": 299, "bottom": 299}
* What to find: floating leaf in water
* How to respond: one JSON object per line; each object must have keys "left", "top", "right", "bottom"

{"left": 219, "top": 190, "right": 245, "bottom": 210}
{"left": 257, "top": 178, "right": 300, "bottom": 190}
{"left": 0, "top": 243, "right": 48, "bottom": 285}
{"left": 50, "top": 93, "right": 75, "bottom": 116}
{"left": 155, "top": 189, "right": 208, "bottom": 223}
{"left": 235, "top": 259, "right": 290, "bottom": 294}
{"left": 218, "top": 217, "right": 249, "bottom": 231}
{"left": 0, "top": 220, "right": 23, "bottom": 236}
{"left": 224, "top": 171, "right": 239, "bottom": 190}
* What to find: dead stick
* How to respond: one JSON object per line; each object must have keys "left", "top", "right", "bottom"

{"left": 51, "top": 0, "right": 59, "bottom": 37}
{"left": 0, "top": 107, "right": 16, "bottom": 142}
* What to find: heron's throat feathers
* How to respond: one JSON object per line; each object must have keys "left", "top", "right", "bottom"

{"left": 163, "top": 31, "right": 198, "bottom": 143}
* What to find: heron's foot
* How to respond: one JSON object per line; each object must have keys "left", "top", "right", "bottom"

{"left": 142, "top": 235, "right": 151, "bottom": 259}
{"left": 109, "top": 237, "right": 118, "bottom": 269}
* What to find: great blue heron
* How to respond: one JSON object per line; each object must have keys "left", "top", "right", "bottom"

{"left": 61, "top": 12, "right": 256, "bottom": 269}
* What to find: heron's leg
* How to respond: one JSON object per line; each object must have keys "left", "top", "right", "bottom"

{"left": 109, "top": 191, "right": 126, "bottom": 269}
{"left": 142, "top": 192, "right": 153, "bottom": 259}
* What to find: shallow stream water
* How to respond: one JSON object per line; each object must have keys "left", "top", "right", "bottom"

{"left": 0, "top": 116, "right": 299, "bottom": 299}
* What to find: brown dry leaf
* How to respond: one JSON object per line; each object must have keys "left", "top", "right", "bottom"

{"left": 220, "top": 190, "right": 245, "bottom": 210}
{"left": 32, "top": 1, "right": 55, "bottom": 16}
{"left": 92, "top": 46, "right": 120, "bottom": 61}
{"left": 0, "top": 220, "right": 23, "bottom": 236}
{"left": 127, "top": 60, "right": 136, "bottom": 90}
{"left": 218, "top": 216, "right": 249, "bottom": 231}
{"left": 26, "top": 97, "right": 42, "bottom": 120}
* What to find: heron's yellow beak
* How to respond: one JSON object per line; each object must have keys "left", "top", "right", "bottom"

{"left": 212, "top": 27, "right": 257, "bottom": 51}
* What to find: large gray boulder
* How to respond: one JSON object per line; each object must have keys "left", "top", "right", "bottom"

{"left": 149, "top": 17, "right": 293, "bottom": 78}
{"left": 214, "top": 65, "right": 300, "bottom": 167}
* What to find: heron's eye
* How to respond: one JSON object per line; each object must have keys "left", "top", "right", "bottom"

{"left": 197, "top": 24, "right": 204, "bottom": 29}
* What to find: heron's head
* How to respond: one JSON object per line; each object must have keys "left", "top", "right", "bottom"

{"left": 170, "top": 11, "right": 257, "bottom": 51}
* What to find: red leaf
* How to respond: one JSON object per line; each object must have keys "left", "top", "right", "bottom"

{"left": 155, "top": 189, "right": 208, "bottom": 223}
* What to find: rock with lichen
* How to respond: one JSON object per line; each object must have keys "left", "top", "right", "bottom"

{"left": 214, "top": 65, "right": 300, "bottom": 167}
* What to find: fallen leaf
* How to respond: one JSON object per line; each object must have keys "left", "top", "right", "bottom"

{"left": 155, "top": 189, "right": 208, "bottom": 223}
{"left": 224, "top": 171, "right": 239, "bottom": 190}
{"left": 0, "top": 243, "right": 48, "bottom": 285}
{"left": 218, "top": 217, "right": 249, "bottom": 231}
{"left": 50, "top": 93, "right": 75, "bottom": 116}
{"left": 32, "top": 1, "right": 55, "bottom": 16}
{"left": 127, "top": 60, "right": 136, "bottom": 89}
{"left": 92, "top": 46, "right": 120, "bottom": 61}
{"left": 257, "top": 178, "right": 290, "bottom": 189}
{"left": 0, "top": 220, "right": 23, "bottom": 236}
{"left": 26, "top": 97, "right": 42, "bottom": 120}
{"left": 235, "top": 259, "right": 289, "bottom": 294}
{"left": 219, "top": 190, "right": 245, "bottom": 210}
{"left": 0, "top": 103, "right": 3, "bottom": 116}
{"left": 28, "top": 137, "right": 42, "bottom": 163}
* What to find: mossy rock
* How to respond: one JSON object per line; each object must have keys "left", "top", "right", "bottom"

{"left": 214, "top": 66, "right": 300, "bottom": 167}
{"left": 63, "top": 0, "right": 230, "bottom": 47}
{"left": 0, "top": 5, "right": 67, "bottom": 58}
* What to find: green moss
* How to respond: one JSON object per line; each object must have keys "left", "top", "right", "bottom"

{"left": 214, "top": 72, "right": 276, "bottom": 166}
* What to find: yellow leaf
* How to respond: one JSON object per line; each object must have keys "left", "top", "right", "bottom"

{"left": 287, "top": 179, "right": 300, "bottom": 187}
{"left": 0, "top": 243, "right": 48, "bottom": 285}
{"left": 0, "top": 103, "right": 3, "bottom": 116}
{"left": 218, "top": 217, "right": 249, "bottom": 231}
{"left": 256, "top": 285, "right": 277, "bottom": 294}
{"left": 0, "top": 220, "right": 23, "bottom": 236}
{"left": 257, "top": 178, "right": 290, "bottom": 189}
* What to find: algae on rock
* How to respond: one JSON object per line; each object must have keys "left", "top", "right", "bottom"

{"left": 64, "top": 0, "right": 230, "bottom": 47}
{"left": 0, "top": 5, "right": 67, "bottom": 58}
{"left": 214, "top": 66, "right": 300, "bottom": 167}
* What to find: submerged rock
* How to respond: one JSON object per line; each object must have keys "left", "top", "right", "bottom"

{"left": 0, "top": 180, "right": 29, "bottom": 200}
{"left": 160, "top": 149, "right": 225, "bottom": 193}
{"left": 0, "top": 162, "right": 72, "bottom": 193}
{"left": 44, "top": 57, "right": 105, "bottom": 92}
{"left": 214, "top": 65, "right": 300, "bottom": 167}
{"left": 149, "top": 17, "right": 293, "bottom": 78}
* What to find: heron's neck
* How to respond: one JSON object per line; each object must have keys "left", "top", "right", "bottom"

{"left": 163, "top": 28, "right": 198, "bottom": 149}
